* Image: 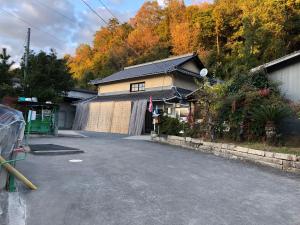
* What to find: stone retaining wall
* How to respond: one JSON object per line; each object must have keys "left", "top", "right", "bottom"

{"left": 152, "top": 135, "right": 300, "bottom": 174}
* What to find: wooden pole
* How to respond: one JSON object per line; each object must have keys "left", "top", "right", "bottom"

{"left": 0, "top": 156, "right": 37, "bottom": 190}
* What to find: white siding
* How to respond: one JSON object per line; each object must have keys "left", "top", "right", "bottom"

{"left": 268, "top": 62, "right": 300, "bottom": 102}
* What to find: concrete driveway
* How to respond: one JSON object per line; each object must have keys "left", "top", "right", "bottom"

{"left": 11, "top": 132, "right": 300, "bottom": 225}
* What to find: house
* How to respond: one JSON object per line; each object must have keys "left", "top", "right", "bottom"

{"left": 73, "top": 53, "right": 205, "bottom": 135}
{"left": 251, "top": 50, "right": 300, "bottom": 102}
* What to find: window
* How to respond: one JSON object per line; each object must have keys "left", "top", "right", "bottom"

{"left": 130, "top": 82, "right": 145, "bottom": 92}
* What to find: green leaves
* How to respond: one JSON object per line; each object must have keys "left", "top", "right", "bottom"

{"left": 0, "top": 48, "right": 15, "bottom": 99}
{"left": 250, "top": 105, "right": 291, "bottom": 125}
{"left": 25, "top": 50, "right": 74, "bottom": 102}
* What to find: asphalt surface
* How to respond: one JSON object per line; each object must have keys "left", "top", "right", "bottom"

{"left": 12, "top": 132, "right": 300, "bottom": 225}
{"left": 0, "top": 192, "right": 8, "bottom": 225}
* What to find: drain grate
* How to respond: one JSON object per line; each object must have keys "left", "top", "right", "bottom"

{"left": 29, "top": 144, "right": 84, "bottom": 155}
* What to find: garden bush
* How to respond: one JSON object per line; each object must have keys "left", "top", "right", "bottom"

{"left": 192, "top": 69, "right": 292, "bottom": 144}
{"left": 159, "top": 116, "right": 183, "bottom": 136}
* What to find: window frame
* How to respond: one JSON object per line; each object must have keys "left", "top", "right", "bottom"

{"left": 130, "top": 82, "right": 145, "bottom": 92}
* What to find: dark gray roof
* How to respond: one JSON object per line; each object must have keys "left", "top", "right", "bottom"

{"left": 81, "top": 87, "right": 192, "bottom": 103}
{"left": 71, "top": 88, "right": 97, "bottom": 94}
{"left": 90, "top": 53, "right": 203, "bottom": 85}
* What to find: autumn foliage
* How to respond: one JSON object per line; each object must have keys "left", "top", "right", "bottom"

{"left": 67, "top": 0, "right": 300, "bottom": 88}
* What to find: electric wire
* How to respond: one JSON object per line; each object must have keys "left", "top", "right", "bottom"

{"left": 31, "top": 0, "right": 78, "bottom": 26}
{"left": 96, "top": 0, "right": 118, "bottom": 20}
{"left": 90, "top": 0, "right": 168, "bottom": 74}
{"left": 80, "top": 0, "right": 107, "bottom": 25}
{"left": 81, "top": 0, "right": 172, "bottom": 93}
{"left": 0, "top": 8, "right": 65, "bottom": 48}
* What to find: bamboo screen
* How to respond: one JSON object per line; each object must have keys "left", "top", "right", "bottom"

{"left": 110, "top": 101, "right": 132, "bottom": 134}
{"left": 97, "top": 101, "right": 115, "bottom": 132}
{"left": 76, "top": 101, "right": 132, "bottom": 134}
{"left": 85, "top": 102, "right": 100, "bottom": 131}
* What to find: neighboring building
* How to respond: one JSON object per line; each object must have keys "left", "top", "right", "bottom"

{"left": 73, "top": 53, "right": 205, "bottom": 135}
{"left": 251, "top": 51, "right": 300, "bottom": 102}
{"left": 58, "top": 88, "right": 97, "bottom": 129}
{"left": 251, "top": 51, "right": 300, "bottom": 138}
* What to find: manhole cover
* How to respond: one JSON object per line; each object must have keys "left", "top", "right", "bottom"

{"left": 29, "top": 144, "right": 84, "bottom": 155}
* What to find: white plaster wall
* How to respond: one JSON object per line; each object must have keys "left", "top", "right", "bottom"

{"left": 181, "top": 61, "right": 201, "bottom": 74}
{"left": 268, "top": 62, "right": 300, "bottom": 102}
{"left": 172, "top": 75, "right": 198, "bottom": 91}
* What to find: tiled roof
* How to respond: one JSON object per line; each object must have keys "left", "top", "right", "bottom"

{"left": 90, "top": 53, "right": 202, "bottom": 85}
{"left": 71, "top": 88, "right": 97, "bottom": 94}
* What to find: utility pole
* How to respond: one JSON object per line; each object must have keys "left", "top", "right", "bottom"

{"left": 24, "top": 28, "right": 30, "bottom": 96}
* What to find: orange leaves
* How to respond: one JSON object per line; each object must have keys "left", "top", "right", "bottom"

{"left": 130, "top": 1, "right": 162, "bottom": 28}
{"left": 170, "top": 22, "right": 198, "bottom": 55}
{"left": 67, "top": 44, "right": 93, "bottom": 80}
{"left": 127, "top": 27, "right": 160, "bottom": 54}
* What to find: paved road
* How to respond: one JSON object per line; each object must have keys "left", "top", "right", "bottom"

{"left": 14, "top": 132, "right": 300, "bottom": 225}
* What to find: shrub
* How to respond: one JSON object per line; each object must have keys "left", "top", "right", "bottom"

{"left": 159, "top": 116, "right": 183, "bottom": 136}
{"left": 250, "top": 105, "right": 291, "bottom": 126}
{"left": 193, "top": 69, "right": 292, "bottom": 142}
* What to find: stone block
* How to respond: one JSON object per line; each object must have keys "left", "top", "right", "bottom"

{"left": 274, "top": 153, "right": 297, "bottom": 161}
{"left": 282, "top": 160, "right": 294, "bottom": 170}
{"left": 191, "top": 138, "right": 202, "bottom": 144}
{"left": 161, "top": 136, "right": 168, "bottom": 142}
{"left": 228, "top": 150, "right": 283, "bottom": 165}
{"left": 247, "top": 148, "right": 265, "bottom": 156}
{"left": 227, "top": 150, "right": 249, "bottom": 158}
{"left": 202, "top": 141, "right": 213, "bottom": 146}
{"left": 211, "top": 143, "right": 222, "bottom": 148}
{"left": 185, "top": 137, "right": 192, "bottom": 142}
{"left": 286, "top": 167, "right": 300, "bottom": 174}
{"left": 255, "top": 160, "right": 283, "bottom": 170}
{"left": 234, "top": 146, "right": 249, "bottom": 153}
{"left": 221, "top": 143, "right": 229, "bottom": 149}
{"left": 248, "top": 154, "right": 283, "bottom": 165}
{"left": 167, "top": 135, "right": 185, "bottom": 141}
{"left": 264, "top": 151, "right": 275, "bottom": 158}
{"left": 227, "top": 144, "right": 236, "bottom": 150}
{"left": 293, "top": 162, "right": 300, "bottom": 169}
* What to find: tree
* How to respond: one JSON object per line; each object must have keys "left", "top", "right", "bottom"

{"left": 26, "top": 49, "right": 74, "bottom": 102}
{"left": 67, "top": 44, "right": 93, "bottom": 81}
{"left": 67, "top": 0, "right": 300, "bottom": 83}
{"left": 0, "top": 48, "right": 15, "bottom": 98}
{"left": 130, "top": 1, "right": 163, "bottom": 28}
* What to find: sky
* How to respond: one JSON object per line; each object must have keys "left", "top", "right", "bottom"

{"left": 0, "top": 0, "right": 198, "bottom": 66}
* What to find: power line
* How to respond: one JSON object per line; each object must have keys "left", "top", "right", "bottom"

{"left": 80, "top": 0, "right": 140, "bottom": 56}
{"left": 31, "top": 0, "right": 78, "bottom": 26}
{"left": 0, "top": 8, "right": 65, "bottom": 48}
{"left": 80, "top": 0, "right": 168, "bottom": 77}
{"left": 97, "top": 0, "right": 118, "bottom": 20}
{"left": 80, "top": 0, "right": 107, "bottom": 25}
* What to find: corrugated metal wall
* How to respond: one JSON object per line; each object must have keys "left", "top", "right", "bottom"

{"left": 268, "top": 62, "right": 300, "bottom": 102}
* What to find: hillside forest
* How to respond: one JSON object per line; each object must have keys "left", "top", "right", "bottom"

{"left": 67, "top": 0, "right": 300, "bottom": 88}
